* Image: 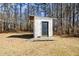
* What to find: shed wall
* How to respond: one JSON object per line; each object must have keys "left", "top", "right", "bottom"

{"left": 34, "top": 16, "right": 53, "bottom": 38}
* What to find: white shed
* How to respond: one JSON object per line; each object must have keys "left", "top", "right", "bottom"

{"left": 29, "top": 16, "right": 53, "bottom": 38}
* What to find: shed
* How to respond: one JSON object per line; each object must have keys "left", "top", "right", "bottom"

{"left": 29, "top": 16, "right": 53, "bottom": 38}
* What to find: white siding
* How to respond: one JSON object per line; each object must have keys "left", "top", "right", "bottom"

{"left": 34, "top": 16, "right": 53, "bottom": 38}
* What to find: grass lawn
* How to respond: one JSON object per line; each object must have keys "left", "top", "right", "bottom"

{"left": 0, "top": 32, "right": 79, "bottom": 56}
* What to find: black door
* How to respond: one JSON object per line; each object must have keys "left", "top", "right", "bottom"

{"left": 42, "top": 22, "right": 48, "bottom": 36}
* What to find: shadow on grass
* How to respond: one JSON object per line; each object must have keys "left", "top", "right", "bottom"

{"left": 7, "top": 34, "right": 34, "bottom": 39}
{"left": 33, "top": 40, "right": 54, "bottom": 42}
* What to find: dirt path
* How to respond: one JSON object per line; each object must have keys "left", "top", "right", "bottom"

{"left": 0, "top": 33, "right": 79, "bottom": 56}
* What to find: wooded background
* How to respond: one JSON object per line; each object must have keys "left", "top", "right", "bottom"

{"left": 0, "top": 3, "right": 79, "bottom": 36}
